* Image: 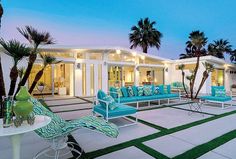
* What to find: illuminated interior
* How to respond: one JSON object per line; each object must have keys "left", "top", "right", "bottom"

{"left": 139, "top": 67, "right": 164, "bottom": 85}
{"left": 29, "top": 63, "right": 73, "bottom": 95}
{"left": 108, "top": 65, "right": 135, "bottom": 88}
{"left": 211, "top": 69, "right": 224, "bottom": 86}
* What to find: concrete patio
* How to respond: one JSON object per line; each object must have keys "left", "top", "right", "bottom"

{"left": 1, "top": 98, "right": 236, "bottom": 159}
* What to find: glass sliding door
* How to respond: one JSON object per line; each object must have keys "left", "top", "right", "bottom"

{"left": 108, "top": 65, "right": 134, "bottom": 88}
{"left": 28, "top": 64, "right": 53, "bottom": 95}
{"left": 211, "top": 69, "right": 224, "bottom": 86}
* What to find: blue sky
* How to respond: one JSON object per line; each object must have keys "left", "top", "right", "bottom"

{"left": 2, "top": 0, "right": 236, "bottom": 59}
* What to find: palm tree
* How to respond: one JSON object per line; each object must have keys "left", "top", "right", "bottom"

{"left": 15, "top": 26, "right": 54, "bottom": 95}
{"left": 0, "top": 39, "right": 31, "bottom": 95}
{"left": 129, "top": 17, "right": 162, "bottom": 53}
{"left": 208, "top": 39, "right": 232, "bottom": 59}
{"left": 0, "top": 0, "right": 5, "bottom": 98}
{"left": 230, "top": 49, "right": 236, "bottom": 63}
{"left": 187, "top": 31, "right": 207, "bottom": 98}
{"left": 178, "top": 64, "right": 188, "bottom": 96}
{"left": 28, "top": 53, "right": 60, "bottom": 93}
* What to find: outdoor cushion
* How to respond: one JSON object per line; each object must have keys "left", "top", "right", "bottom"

{"left": 137, "top": 86, "right": 144, "bottom": 96}
{"left": 121, "top": 87, "right": 129, "bottom": 97}
{"left": 127, "top": 86, "right": 134, "bottom": 97}
{"left": 109, "top": 87, "right": 117, "bottom": 98}
{"left": 158, "top": 85, "right": 164, "bottom": 94}
{"left": 116, "top": 87, "right": 123, "bottom": 97}
{"left": 94, "top": 103, "right": 137, "bottom": 118}
{"left": 102, "top": 95, "right": 118, "bottom": 110}
{"left": 132, "top": 86, "right": 138, "bottom": 96}
{"left": 143, "top": 85, "right": 152, "bottom": 96}
{"left": 97, "top": 90, "right": 107, "bottom": 107}
{"left": 211, "top": 86, "right": 224, "bottom": 96}
{"left": 215, "top": 88, "right": 226, "bottom": 97}
{"left": 136, "top": 95, "right": 157, "bottom": 101}
{"left": 114, "top": 96, "right": 138, "bottom": 103}
{"left": 153, "top": 86, "right": 160, "bottom": 95}
{"left": 200, "top": 95, "right": 232, "bottom": 102}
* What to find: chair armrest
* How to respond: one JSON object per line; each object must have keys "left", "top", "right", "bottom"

{"left": 96, "top": 99, "right": 110, "bottom": 119}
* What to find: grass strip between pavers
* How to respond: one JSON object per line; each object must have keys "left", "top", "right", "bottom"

{"left": 135, "top": 143, "right": 170, "bottom": 159}
{"left": 84, "top": 109, "right": 236, "bottom": 158}
{"left": 173, "top": 129, "right": 236, "bottom": 159}
{"left": 128, "top": 116, "right": 168, "bottom": 131}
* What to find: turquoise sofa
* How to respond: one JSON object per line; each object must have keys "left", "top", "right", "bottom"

{"left": 200, "top": 86, "right": 233, "bottom": 109}
{"left": 93, "top": 90, "right": 138, "bottom": 127}
{"left": 109, "top": 85, "right": 180, "bottom": 109}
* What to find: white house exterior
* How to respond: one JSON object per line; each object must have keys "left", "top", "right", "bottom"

{"left": 1, "top": 46, "right": 236, "bottom": 97}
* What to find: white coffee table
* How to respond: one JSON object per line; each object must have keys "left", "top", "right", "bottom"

{"left": 0, "top": 115, "right": 51, "bottom": 159}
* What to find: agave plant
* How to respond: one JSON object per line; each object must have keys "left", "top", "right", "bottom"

{"left": 15, "top": 26, "right": 54, "bottom": 95}
{"left": 0, "top": 39, "right": 31, "bottom": 95}
{"left": 129, "top": 17, "right": 162, "bottom": 53}
{"left": 28, "top": 53, "right": 61, "bottom": 93}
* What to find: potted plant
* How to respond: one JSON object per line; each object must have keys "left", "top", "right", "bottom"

{"left": 37, "top": 82, "right": 45, "bottom": 93}
{"left": 231, "top": 84, "right": 236, "bottom": 92}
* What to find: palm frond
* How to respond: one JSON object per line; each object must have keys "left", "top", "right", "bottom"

{"left": 0, "top": 39, "right": 31, "bottom": 64}
{"left": 17, "top": 26, "right": 55, "bottom": 47}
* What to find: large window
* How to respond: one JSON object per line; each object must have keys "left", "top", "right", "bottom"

{"left": 211, "top": 69, "right": 224, "bottom": 86}
{"left": 139, "top": 67, "right": 164, "bottom": 85}
{"left": 108, "top": 65, "right": 134, "bottom": 88}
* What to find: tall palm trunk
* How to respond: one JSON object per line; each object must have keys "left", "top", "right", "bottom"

{"left": 181, "top": 71, "right": 188, "bottom": 97}
{"left": 28, "top": 68, "right": 44, "bottom": 94}
{"left": 0, "top": 56, "right": 5, "bottom": 118}
{"left": 190, "top": 49, "right": 200, "bottom": 99}
{"left": 143, "top": 45, "right": 148, "bottom": 53}
{"left": 15, "top": 53, "right": 37, "bottom": 94}
{"left": 194, "top": 71, "right": 208, "bottom": 98}
{"left": 8, "top": 65, "right": 18, "bottom": 96}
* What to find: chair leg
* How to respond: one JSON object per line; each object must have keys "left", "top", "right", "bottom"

{"left": 158, "top": 100, "right": 160, "bottom": 105}
{"left": 167, "top": 99, "right": 170, "bottom": 105}
{"left": 55, "top": 150, "right": 60, "bottom": 159}
{"left": 222, "top": 103, "right": 224, "bottom": 109}
{"left": 33, "top": 146, "right": 51, "bottom": 159}
{"left": 137, "top": 102, "right": 139, "bottom": 109}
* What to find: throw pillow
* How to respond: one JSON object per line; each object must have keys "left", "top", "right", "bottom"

{"left": 153, "top": 86, "right": 160, "bottom": 95}
{"left": 116, "top": 87, "right": 123, "bottom": 98}
{"left": 109, "top": 87, "right": 117, "bottom": 98}
{"left": 121, "top": 87, "right": 129, "bottom": 97}
{"left": 132, "top": 86, "right": 138, "bottom": 96}
{"left": 143, "top": 85, "right": 152, "bottom": 96}
{"left": 215, "top": 89, "right": 226, "bottom": 97}
{"left": 102, "top": 95, "right": 118, "bottom": 110}
{"left": 127, "top": 86, "right": 134, "bottom": 97}
{"left": 211, "top": 86, "right": 224, "bottom": 96}
{"left": 137, "top": 86, "right": 144, "bottom": 96}
{"left": 158, "top": 85, "right": 164, "bottom": 94}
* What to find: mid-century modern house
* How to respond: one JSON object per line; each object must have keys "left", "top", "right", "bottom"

{"left": 1, "top": 46, "right": 236, "bottom": 97}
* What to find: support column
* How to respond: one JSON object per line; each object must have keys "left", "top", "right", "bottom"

{"left": 86, "top": 63, "right": 91, "bottom": 96}
{"left": 51, "top": 64, "right": 55, "bottom": 96}
{"left": 74, "top": 62, "right": 82, "bottom": 96}
{"left": 134, "top": 66, "right": 139, "bottom": 86}
{"left": 102, "top": 53, "right": 108, "bottom": 92}
{"left": 94, "top": 64, "right": 99, "bottom": 95}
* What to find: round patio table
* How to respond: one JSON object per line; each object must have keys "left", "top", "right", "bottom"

{"left": 0, "top": 115, "right": 51, "bottom": 159}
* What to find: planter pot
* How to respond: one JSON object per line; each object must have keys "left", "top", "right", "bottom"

{"left": 37, "top": 85, "right": 44, "bottom": 92}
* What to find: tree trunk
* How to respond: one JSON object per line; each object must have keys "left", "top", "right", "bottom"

{"left": 181, "top": 71, "right": 188, "bottom": 97}
{"left": 8, "top": 65, "right": 18, "bottom": 96}
{"left": 194, "top": 71, "right": 209, "bottom": 98}
{"left": 143, "top": 45, "right": 148, "bottom": 53}
{"left": 28, "top": 68, "right": 44, "bottom": 94}
{"left": 15, "top": 53, "right": 37, "bottom": 95}
{"left": 190, "top": 49, "right": 201, "bottom": 99}
{"left": 0, "top": 57, "right": 5, "bottom": 118}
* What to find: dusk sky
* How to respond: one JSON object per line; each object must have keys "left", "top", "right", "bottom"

{"left": 2, "top": 0, "right": 236, "bottom": 59}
